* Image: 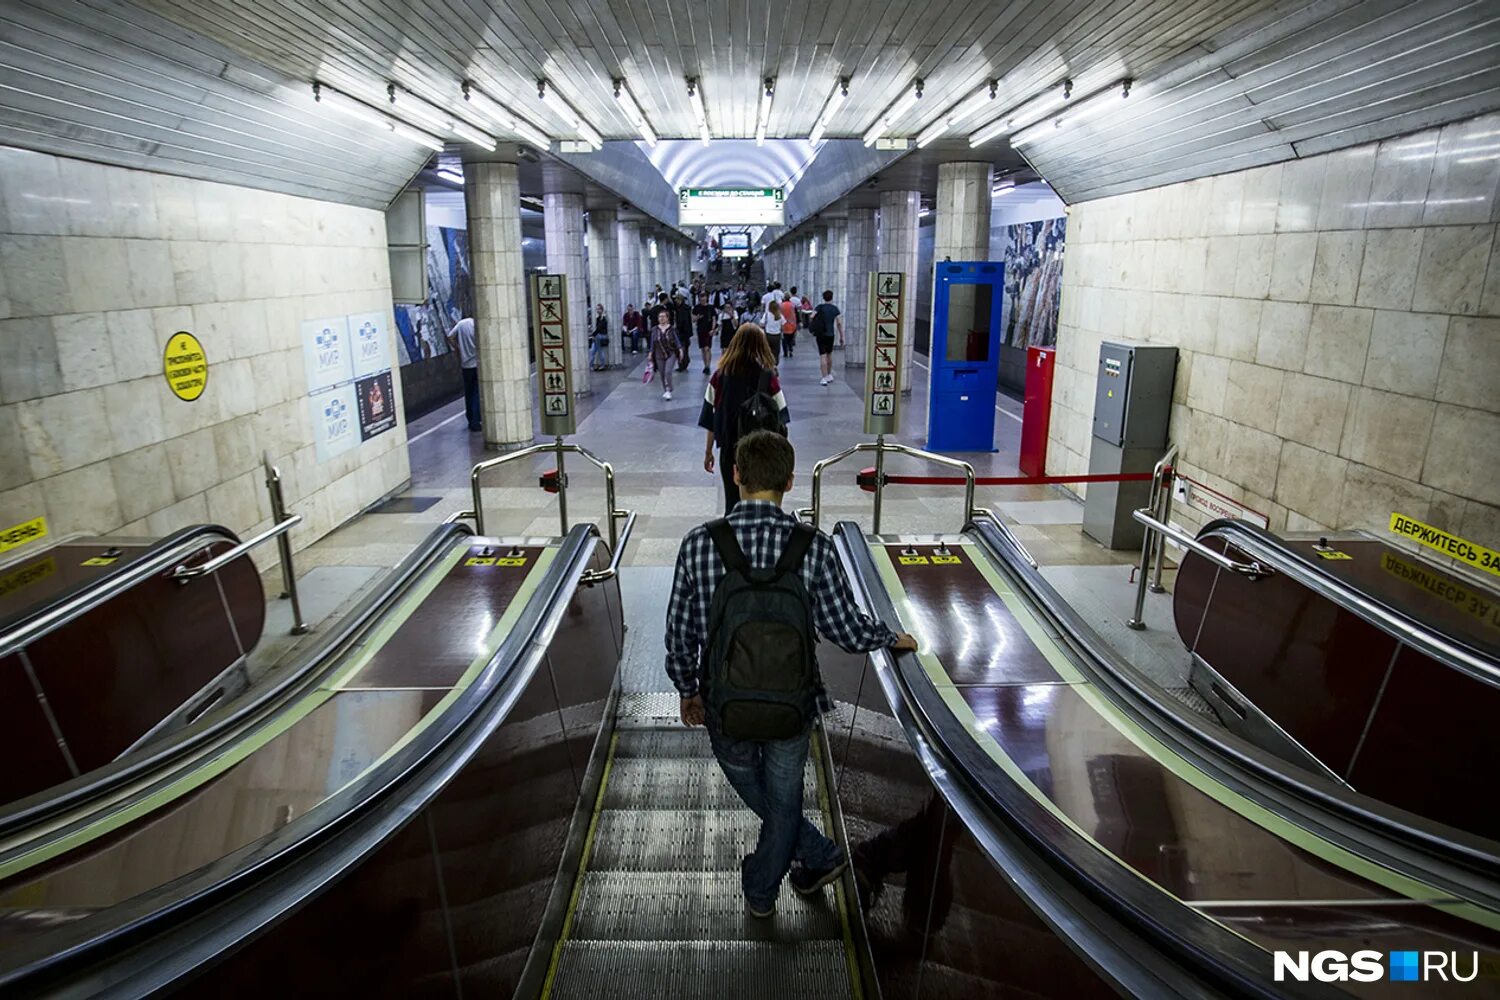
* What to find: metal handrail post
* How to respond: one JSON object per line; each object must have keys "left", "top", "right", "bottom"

{"left": 872, "top": 434, "right": 886, "bottom": 535}
{"left": 1150, "top": 466, "right": 1173, "bottom": 594}
{"left": 171, "top": 516, "right": 302, "bottom": 581}
{"left": 263, "top": 455, "right": 308, "bottom": 635}
{"left": 555, "top": 436, "right": 568, "bottom": 537}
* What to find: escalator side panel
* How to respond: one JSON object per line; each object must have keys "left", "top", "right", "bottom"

{"left": 0, "top": 653, "right": 74, "bottom": 802}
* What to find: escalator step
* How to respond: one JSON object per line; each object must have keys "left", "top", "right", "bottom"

{"left": 604, "top": 758, "right": 817, "bottom": 811}
{"left": 567, "top": 871, "right": 843, "bottom": 942}
{"left": 549, "top": 940, "right": 853, "bottom": 999}
{"left": 588, "top": 808, "right": 820, "bottom": 872}
{"left": 613, "top": 728, "right": 717, "bottom": 759}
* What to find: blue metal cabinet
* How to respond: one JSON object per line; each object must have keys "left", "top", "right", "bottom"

{"left": 926, "top": 260, "right": 1004, "bottom": 452}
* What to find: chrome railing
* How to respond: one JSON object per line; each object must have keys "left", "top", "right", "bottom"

{"left": 262, "top": 454, "right": 308, "bottom": 634}
{"left": 1127, "top": 504, "right": 1272, "bottom": 630}
{"left": 171, "top": 515, "right": 302, "bottom": 581}
{"left": 797, "top": 435, "right": 979, "bottom": 534}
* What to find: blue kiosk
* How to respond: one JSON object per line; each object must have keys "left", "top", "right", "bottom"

{"left": 926, "top": 260, "right": 1004, "bottom": 452}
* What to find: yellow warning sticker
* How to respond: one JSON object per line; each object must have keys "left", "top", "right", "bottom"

{"left": 1381, "top": 552, "right": 1500, "bottom": 632}
{"left": 0, "top": 556, "right": 55, "bottom": 599}
{"left": 497, "top": 557, "right": 528, "bottom": 566}
{"left": 465, "top": 556, "right": 496, "bottom": 566}
{"left": 1316, "top": 550, "right": 1352, "bottom": 560}
{"left": 898, "top": 556, "right": 929, "bottom": 565}
{"left": 1389, "top": 513, "right": 1500, "bottom": 578}
{"left": 81, "top": 556, "right": 118, "bottom": 567}
{"left": 163, "top": 331, "right": 208, "bottom": 402}
{"left": 931, "top": 554, "right": 962, "bottom": 565}
{"left": 0, "top": 516, "right": 47, "bottom": 555}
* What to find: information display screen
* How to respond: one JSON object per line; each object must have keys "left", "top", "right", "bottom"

{"left": 680, "top": 188, "right": 784, "bottom": 225}
{"left": 720, "top": 231, "right": 750, "bottom": 258}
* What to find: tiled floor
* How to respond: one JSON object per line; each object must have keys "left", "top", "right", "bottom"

{"left": 259, "top": 347, "right": 1189, "bottom": 703}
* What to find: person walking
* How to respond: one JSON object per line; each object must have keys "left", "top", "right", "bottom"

{"left": 811, "top": 289, "right": 844, "bottom": 386}
{"left": 693, "top": 293, "right": 717, "bottom": 374}
{"left": 674, "top": 293, "right": 694, "bottom": 373}
{"left": 445, "top": 315, "right": 482, "bottom": 432}
{"left": 717, "top": 302, "right": 738, "bottom": 351}
{"left": 666, "top": 430, "right": 919, "bottom": 918}
{"left": 589, "top": 303, "right": 609, "bottom": 371}
{"left": 778, "top": 289, "right": 798, "bottom": 359}
{"left": 622, "top": 302, "right": 645, "bottom": 354}
{"left": 758, "top": 295, "right": 783, "bottom": 362}
{"left": 699, "top": 324, "right": 787, "bottom": 512}
{"left": 650, "top": 307, "right": 683, "bottom": 400}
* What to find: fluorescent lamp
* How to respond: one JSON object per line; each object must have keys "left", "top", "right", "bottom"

{"left": 756, "top": 77, "right": 775, "bottom": 146}
{"left": 536, "top": 78, "right": 603, "bottom": 149}
{"left": 919, "top": 80, "right": 1000, "bottom": 146}
{"left": 1011, "top": 79, "right": 1130, "bottom": 146}
{"left": 437, "top": 167, "right": 464, "bottom": 185}
{"left": 314, "top": 83, "right": 446, "bottom": 149}
{"left": 809, "top": 77, "right": 849, "bottom": 144}
{"left": 450, "top": 120, "right": 497, "bottom": 150}
{"left": 613, "top": 79, "right": 657, "bottom": 146}
{"left": 687, "top": 77, "right": 709, "bottom": 145}
{"left": 461, "top": 82, "right": 551, "bottom": 150}
{"left": 991, "top": 179, "right": 1016, "bottom": 195}
{"left": 967, "top": 78, "right": 1072, "bottom": 147}
{"left": 863, "top": 79, "right": 922, "bottom": 147}
{"left": 386, "top": 84, "right": 449, "bottom": 130}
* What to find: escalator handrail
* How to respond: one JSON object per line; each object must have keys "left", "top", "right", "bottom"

{"left": 967, "top": 517, "right": 1500, "bottom": 896}
{"left": 0, "top": 522, "right": 474, "bottom": 840}
{"left": 0, "top": 524, "right": 243, "bottom": 657}
{"left": 1194, "top": 518, "right": 1499, "bottom": 688}
{"left": 0, "top": 522, "right": 603, "bottom": 997}
{"left": 833, "top": 523, "right": 1329, "bottom": 1000}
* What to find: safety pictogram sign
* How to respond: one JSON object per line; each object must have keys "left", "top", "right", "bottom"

{"left": 864, "top": 271, "right": 905, "bottom": 434}
{"left": 531, "top": 273, "right": 575, "bottom": 436}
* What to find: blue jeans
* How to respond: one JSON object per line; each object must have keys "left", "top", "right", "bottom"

{"left": 589, "top": 338, "right": 606, "bottom": 368}
{"left": 460, "top": 365, "right": 481, "bottom": 430}
{"left": 705, "top": 713, "right": 844, "bottom": 910}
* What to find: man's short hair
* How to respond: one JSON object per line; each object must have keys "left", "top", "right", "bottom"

{"left": 735, "top": 431, "right": 794, "bottom": 494}
{"left": 822, "top": 289, "right": 833, "bottom": 301}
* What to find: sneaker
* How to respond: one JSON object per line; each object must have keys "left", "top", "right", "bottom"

{"left": 663, "top": 390, "right": 672, "bottom": 400}
{"left": 790, "top": 859, "right": 849, "bottom": 897}
{"left": 746, "top": 898, "right": 775, "bottom": 919}
{"left": 702, "top": 365, "right": 710, "bottom": 374}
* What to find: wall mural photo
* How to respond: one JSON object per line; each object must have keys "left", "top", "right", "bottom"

{"left": 393, "top": 225, "right": 473, "bottom": 365}
{"left": 998, "top": 216, "right": 1065, "bottom": 349}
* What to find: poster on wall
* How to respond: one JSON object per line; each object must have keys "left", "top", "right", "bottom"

{"left": 998, "top": 217, "right": 1066, "bottom": 350}
{"left": 349, "top": 311, "right": 391, "bottom": 377}
{"left": 301, "top": 312, "right": 398, "bottom": 462}
{"left": 309, "top": 383, "right": 359, "bottom": 461}
{"left": 393, "top": 226, "right": 472, "bottom": 365}
{"left": 355, "top": 371, "right": 397, "bottom": 440}
{"left": 302, "top": 316, "right": 354, "bottom": 393}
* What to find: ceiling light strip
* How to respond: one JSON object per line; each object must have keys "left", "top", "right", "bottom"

{"left": 916, "top": 79, "right": 997, "bottom": 148}
{"left": 863, "top": 79, "right": 922, "bottom": 147}
{"left": 809, "top": 77, "right": 849, "bottom": 145}
{"left": 537, "top": 78, "right": 604, "bottom": 149}
{"left": 1010, "top": 79, "right": 1132, "bottom": 147}
{"left": 386, "top": 83, "right": 496, "bottom": 149}
{"left": 756, "top": 77, "right": 775, "bottom": 146}
{"left": 613, "top": 78, "right": 657, "bottom": 146}
{"left": 968, "top": 78, "right": 1074, "bottom": 147}
{"left": 462, "top": 81, "right": 551, "bottom": 150}
{"left": 313, "top": 82, "right": 445, "bottom": 150}
{"left": 687, "top": 76, "right": 710, "bottom": 145}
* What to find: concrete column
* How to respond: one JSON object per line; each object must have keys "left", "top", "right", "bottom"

{"left": 844, "top": 207, "right": 877, "bottom": 368}
{"left": 618, "top": 218, "right": 641, "bottom": 319}
{"left": 934, "top": 162, "right": 993, "bottom": 262}
{"left": 587, "top": 208, "right": 619, "bottom": 366}
{"left": 825, "top": 218, "right": 848, "bottom": 326}
{"left": 878, "top": 190, "right": 921, "bottom": 392}
{"left": 464, "top": 162, "right": 533, "bottom": 448}
{"left": 544, "top": 191, "right": 590, "bottom": 396}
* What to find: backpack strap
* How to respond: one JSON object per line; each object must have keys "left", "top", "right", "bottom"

{"left": 773, "top": 522, "right": 816, "bottom": 578}
{"left": 756, "top": 369, "right": 771, "bottom": 395}
{"left": 705, "top": 519, "right": 749, "bottom": 575}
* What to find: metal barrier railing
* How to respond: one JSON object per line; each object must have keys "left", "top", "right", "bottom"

{"left": 262, "top": 454, "right": 308, "bottom": 635}
{"left": 171, "top": 516, "right": 302, "bottom": 582}
{"left": 1126, "top": 503, "right": 1273, "bottom": 630}
{"left": 462, "top": 436, "right": 635, "bottom": 584}
{"left": 797, "top": 435, "right": 980, "bottom": 534}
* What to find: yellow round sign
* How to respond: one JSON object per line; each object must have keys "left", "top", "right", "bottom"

{"left": 163, "top": 331, "right": 208, "bottom": 402}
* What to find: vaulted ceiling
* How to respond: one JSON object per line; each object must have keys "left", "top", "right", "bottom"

{"left": 1, "top": 0, "right": 1495, "bottom": 218}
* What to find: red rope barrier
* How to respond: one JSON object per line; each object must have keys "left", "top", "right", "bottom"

{"left": 857, "top": 468, "right": 1156, "bottom": 489}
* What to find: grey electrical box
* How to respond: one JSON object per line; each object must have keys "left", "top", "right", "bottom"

{"left": 1084, "top": 341, "right": 1177, "bottom": 549}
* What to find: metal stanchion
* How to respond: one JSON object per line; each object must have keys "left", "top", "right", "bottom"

{"left": 872, "top": 434, "right": 886, "bottom": 535}
{"left": 555, "top": 436, "right": 569, "bottom": 536}
{"left": 263, "top": 454, "right": 309, "bottom": 635}
{"left": 1150, "top": 466, "right": 1174, "bottom": 594}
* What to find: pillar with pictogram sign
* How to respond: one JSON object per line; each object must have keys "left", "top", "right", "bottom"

{"left": 532, "top": 274, "right": 576, "bottom": 436}
{"left": 864, "top": 271, "right": 906, "bottom": 435}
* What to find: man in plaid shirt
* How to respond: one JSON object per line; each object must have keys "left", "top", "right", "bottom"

{"left": 666, "top": 431, "right": 917, "bottom": 917}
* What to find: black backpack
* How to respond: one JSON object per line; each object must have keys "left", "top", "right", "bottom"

{"left": 737, "top": 370, "right": 782, "bottom": 438}
{"left": 703, "top": 520, "right": 819, "bottom": 740}
{"left": 809, "top": 306, "right": 827, "bottom": 335}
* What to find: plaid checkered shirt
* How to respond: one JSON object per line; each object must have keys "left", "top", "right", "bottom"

{"left": 665, "top": 500, "right": 899, "bottom": 706}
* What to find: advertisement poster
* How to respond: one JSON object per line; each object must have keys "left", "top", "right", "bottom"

{"left": 348, "top": 310, "right": 391, "bottom": 379}
{"left": 301, "top": 316, "right": 353, "bottom": 394}
{"left": 309, "top": 383, "right": 359, "bottom": 462}
{"left": 355, "top": 371, "right": 396, "bottom": 441}
{"left": 393, "top": 225, "right": 472, "bottom": 365}
{"left": 998, "top": 216, "right": 1066, "bottom": 349}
